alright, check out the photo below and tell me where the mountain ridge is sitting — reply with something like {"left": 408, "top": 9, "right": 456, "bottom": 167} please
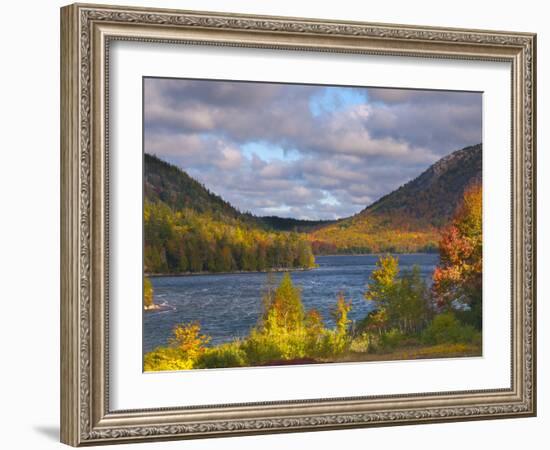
{"left": 361, "top": 143, "right": 482, "bottom": 228}
{"left": 144, "top": 153, "right": 249, "bottom": 222}
{"left": 144, "top": 153, "right": 337, "bottom": 231}
{"left": 309, "top": 144, "right": 481, "bottom": 253}
{"left": 144, "top": 143, "right": 481, "bottom": 255}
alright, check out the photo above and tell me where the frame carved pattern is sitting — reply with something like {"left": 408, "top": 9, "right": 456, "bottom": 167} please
{"left": 60, "top": 3, "right": 536, "bottom": 446}
{"left": 78, "top": 9, "right": 92, "bottom": 439}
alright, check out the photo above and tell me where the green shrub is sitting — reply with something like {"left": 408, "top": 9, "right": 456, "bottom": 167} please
{"left": 398, "top": 335, "right": 420, "bottom": 347}
{"left": 144, "top": 321, "right": 211, "bottom": 371}
{"left": 143, "top": 347, "right": 194, "bottom": 371}
{"left": 363, "top": 257, "right": 432, "bottom": 336}
{"left": 379, "top": 328, "right": 405, "bottom": 351}
{"left": 241, "top": 329, "right": 306, "bottom": 364}
{"left": 366, "top": 333, "right": 382, "bottom": 353}
{"left": 196, "top": 342, "right": 248, "bottom": 369}
{"left": 241, "top": 324, "right": 353, "bottom": 365}
{"left": 241, "top": 274, "right": 353, "bottom": 365}
{"left": 422, "top": 313, "right": 480, "bottom": 345}
{"left": 320, "top": 329, "right": 351, "bottom": 356}
{"left": 349, "top": 332, "right": 371, "bottom": 353}
{"left": 316, "top": 293, "right": 352, "bottom": 357}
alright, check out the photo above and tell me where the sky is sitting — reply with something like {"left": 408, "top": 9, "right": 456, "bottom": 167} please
{"left": 144, "top": 78, "right": 482, "bottom": 220}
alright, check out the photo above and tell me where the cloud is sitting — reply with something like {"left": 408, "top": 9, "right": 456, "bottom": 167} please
{"left": 363, "top": 87, "right": 482, "bottom": 152}
{"left": 144, "top": 78, "right": 482, "bottom": 219}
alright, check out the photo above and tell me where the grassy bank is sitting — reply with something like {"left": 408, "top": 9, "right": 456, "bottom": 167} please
{"left": 144, "top": 320, "right": 482, "bottom": 372}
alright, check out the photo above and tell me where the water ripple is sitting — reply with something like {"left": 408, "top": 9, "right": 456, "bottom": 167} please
{"left": 143, "top": 254, "right": 438, "bottom": 352}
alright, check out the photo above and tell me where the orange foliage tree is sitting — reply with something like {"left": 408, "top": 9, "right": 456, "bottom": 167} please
{"left": 169, "top": 322, "right": 211, "bottom": 361}
{"left": 432, "top": 183, "right": 482, "bottom": 328}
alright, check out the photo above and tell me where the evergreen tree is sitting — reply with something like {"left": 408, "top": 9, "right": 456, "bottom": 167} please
{"left": 262, "top": 273, "right": 305, "bottom": 333}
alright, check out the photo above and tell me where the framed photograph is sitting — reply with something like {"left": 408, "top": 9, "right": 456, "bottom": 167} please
{"left": 60, "top": 3, "right": 536, "bottom": 446}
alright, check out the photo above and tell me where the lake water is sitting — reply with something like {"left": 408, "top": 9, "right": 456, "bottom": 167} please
{"left": 143, "top": 253, "right": 439, "bottom": 353}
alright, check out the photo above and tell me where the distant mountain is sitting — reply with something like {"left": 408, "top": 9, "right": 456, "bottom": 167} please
{"left": 145, "top": 153, "right": 336, "bottom": 232}
{"left": 145, "top": 153, "right": 254, "bottom": 223}
{"left": 309, "top": 144, "right": 482, "bottom": 253}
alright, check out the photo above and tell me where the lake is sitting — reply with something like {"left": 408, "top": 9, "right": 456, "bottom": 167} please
{"left": 143, "top": 253, "right": 439, "bottom": 353}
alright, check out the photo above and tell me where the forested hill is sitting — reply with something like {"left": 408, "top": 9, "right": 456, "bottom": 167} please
{"left": 145, "top": 153, "right": 335, "bottom": 232}
{"left": 362, "top": 144, "right": 482, "bottom": 228}
{"left": 261, "top": 216, "right": 336, "bottom": 232}
{"left": 145, "top": 153, "right": 254, "bottom": 223}
{"left": 144, "top": 154, "right": 316, "bottom": 274}
{"left": 309, "top": 144, "right": 482, "bottom": 254}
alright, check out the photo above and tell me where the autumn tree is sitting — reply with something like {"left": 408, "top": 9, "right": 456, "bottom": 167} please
{"left": 297, "top": 239, "right": 316, "bottom": 268}
{"left": 305, "top": 309, "right": 325, "bottom": 339}
{"left": 143, "top": 277, "right": 154, "bottom": 309}
{"left": 432, "top": 183, "right": 482, "bottom": 328}
{"left": 363, "top": 255, "right": 431, "bottom": 334}
{"left": 363, "top": 255, "right": 399, "bottom": 333}
{"left": 396, "top": 266, "right": 432, "bottom": 333}
{"left": 332, "top": 293, "right": 352, "bottom": 335}
{"left": 220, "top": 245, "right": 234, "bottom": 272}
{"left": 261, "top": 272, "right": 305, "bottom": 333}
{"left": 169, "top": 322, "right": 211, "bottom": 361}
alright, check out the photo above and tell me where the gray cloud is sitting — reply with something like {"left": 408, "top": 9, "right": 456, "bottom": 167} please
{"left": 363, "top": 88, "right": 482, "bottom": 152}
{"left": 144, "top": 78, "right": 482, "bottom": 220}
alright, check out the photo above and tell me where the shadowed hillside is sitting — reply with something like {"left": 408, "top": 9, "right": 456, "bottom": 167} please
{"left": 363, "top": 144, "right": 482, "bottom": 228}
{"left": 309, "top": 144, "right": 482, "bottom": 254}
{"left": 145, "top": 153, "right": 253, "bottom": 223}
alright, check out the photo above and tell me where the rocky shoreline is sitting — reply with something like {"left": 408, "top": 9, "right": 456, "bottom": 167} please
{"left": 144, "top": 303, "right": 173, "bottom": 312}
{"left": 144, "top": 303, "right": 161, "bottom": 311}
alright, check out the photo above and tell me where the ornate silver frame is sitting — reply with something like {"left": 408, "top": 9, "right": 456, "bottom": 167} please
{"left": 60, "top": 3, "right": 536, "bottom": 446}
